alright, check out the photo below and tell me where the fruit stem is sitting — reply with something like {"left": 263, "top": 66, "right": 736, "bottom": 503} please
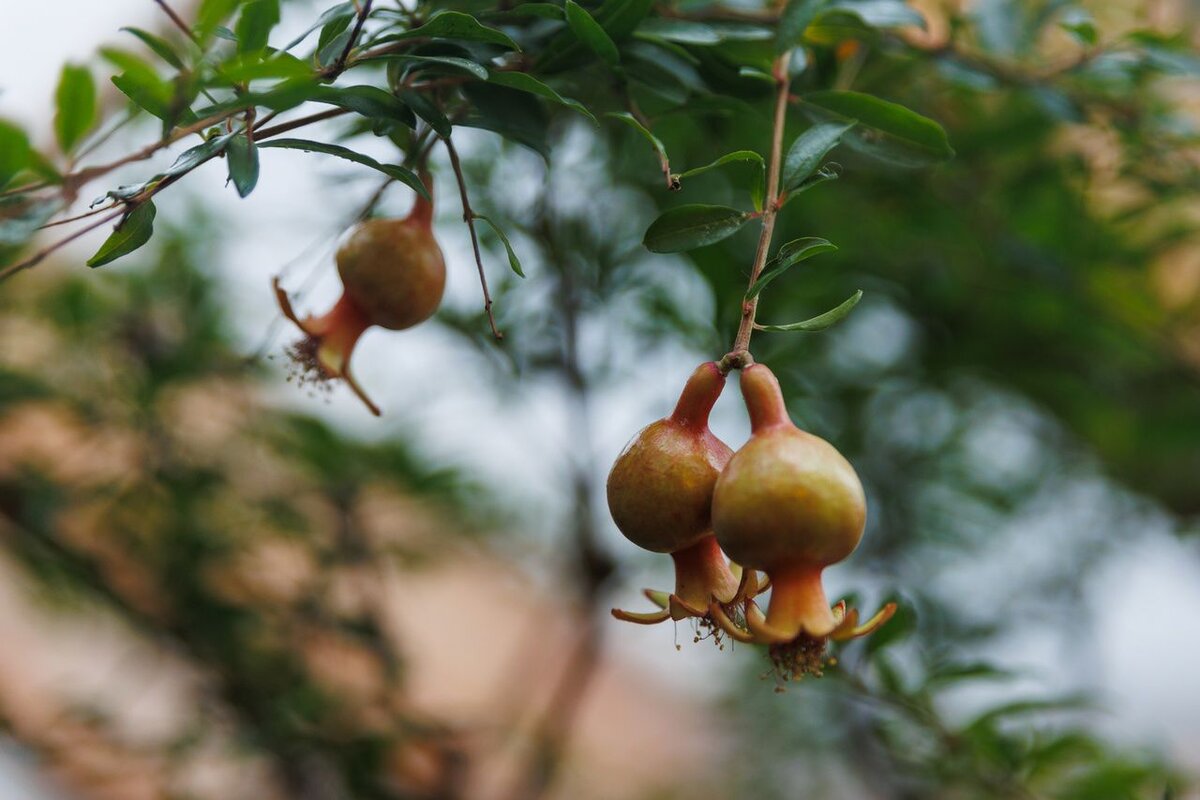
{"left": 722, "top": 50, "right": 792, "bottom": 372}
{"left": 672, "top": 536, "right": 739, "bottom": 608}
{"left": 669, "top": 362, "right": 726, "bottom": 430}
{"left": 764, "top": 562, "right": 837, "bottom": 638}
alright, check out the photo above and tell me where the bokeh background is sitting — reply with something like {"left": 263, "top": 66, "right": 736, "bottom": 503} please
{"left": 1, "top": 1, "right": 1199, "bottom": 798}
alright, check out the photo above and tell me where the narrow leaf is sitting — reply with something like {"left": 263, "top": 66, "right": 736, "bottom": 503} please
{"left": 0, "top": 122, "right": 32, "bottom": 190}
{"left": 400, "top": 90, "right": 451, "bottom": 138}
{"left": 311, "top": 85, "right": 415, "bottom": 126}
{"left": 566, "top": 0, "right": 621, "bottom": 66}
{"left": 120, "top": 27, "right": 184, "bottom": 69}
{"left": 375, "top": 55, "right": 490, "bottom": 81}
{"left": 236, "top": 0, "right": 281, "bottom": 53}
{"left": 226, "top": 134, "right": 259, "bottom": 197}
{"left": 744, "top": 237, "right": 836, "bottom": 300}
{"left": 384, "top": 11, "right": 520, "bottom": 51}
{"left": 55, "top": 65, "right": 98, "bottom": 154}
{"left": 87, "top": 201, "right": 156, "bottom": 267}
{"left": 607, "top": 111, "right": 668, "bottom": 166}
{"left": 257, "top": 138, "right": 430, "bottom": 200}
{"left": 802, "top": 90, "right": 954, "bottom": 167}
{"left": 756, "top": 289, "right": 863, "bottom": 332}
{"left": 781, "top": 120, "right": 854, "bottom": 191}
{"left": 677, "top": 149, "right": 764, "bottom": 183}
{"left": 474, "top": 214, "right": 525, "bottom": 277}
{"left": 284, "top": 2, "right": 354, "bottom": 50}
{"left": 643, "top": 204, "right": 751, "bottom": 253}
{"left": 487, "top": 72, "right": 596, "bottom": 123}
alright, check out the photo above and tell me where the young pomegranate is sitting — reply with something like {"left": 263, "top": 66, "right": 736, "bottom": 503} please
{"left": 710, "top": 363, "right": 895, "bottom": 679}
{"left": 607, "top": 362, "right": 743, "bottom": 626}
{"left": 274, "top": 178, "right": 445, "bottom": 415}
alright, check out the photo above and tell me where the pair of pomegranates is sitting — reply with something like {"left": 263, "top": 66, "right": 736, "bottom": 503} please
{"left": 607, "top": 361, "right": 895, "bottom": 679}
{"left": 274, "top": 176, "right": 445, "bottom": 416}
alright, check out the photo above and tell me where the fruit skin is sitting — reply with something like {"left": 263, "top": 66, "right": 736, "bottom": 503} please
{"left": 712, "top": 363, "right": 866, "bottom": 573}
{"left": 336, "top": 193, "right": 445, "bottom": 331}
{"left": 607, "top": 362, "right": 733, "bottom": 555}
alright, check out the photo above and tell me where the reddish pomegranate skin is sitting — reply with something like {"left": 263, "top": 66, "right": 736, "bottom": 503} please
{"left": 607, "top": 362, "right": 733, "bottom": 555}
{"left": 712, "top": 364, "right": 866, "bottom": 572}
{"left": 336, "top": 192, "right": 445, "bottom": 331}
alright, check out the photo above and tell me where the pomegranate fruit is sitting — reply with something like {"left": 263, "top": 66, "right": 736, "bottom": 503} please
{"left": 709, "top": 363, "right": 894, "bottom": 678}
{"left": 607, "top": 362, "right": 741, "bottom": 624}
{"left": 274, "top": 178, "right": 445, "bottom": 415}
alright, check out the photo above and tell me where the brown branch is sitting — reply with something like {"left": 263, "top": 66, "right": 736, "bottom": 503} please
{"left": 152, "top": 0, "right": 201, "bottom": 45}
{"left": 330, "top": 0, "right": 374, "bottom": 76}
{"left": 253, "top": 107, "right": 350, "bottom": 139}
{"left": 443, "top": 136, "right": 503, "bottom": 340}
{"left": 38, "top": 201, "right": 120, "bottom": 229}
{"left": 720, "top": 50, "right": 792, "bottom": 372}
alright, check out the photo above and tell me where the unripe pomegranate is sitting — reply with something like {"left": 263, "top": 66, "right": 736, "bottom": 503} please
{"left": 274, "top": 179, "right": 445, "bottom": 416}
{"left": 710, "top": 363, "right": 894, "bottom": 679}
{"left": 608, "top": 362, "right": 740, "bottom": 624}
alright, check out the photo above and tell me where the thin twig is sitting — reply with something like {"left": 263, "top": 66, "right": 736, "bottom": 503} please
{"left": 153, "top": 0, "right": 201, "bottom": 45}
{"left": 443, "top": 136, "right": 503, "bottom": 340}
{"left": 253, "top": 107, "right": 350, "bottom": 139}
{"left": 331, "top": 0, "right": 374, "bottom": 76}
{"left": 39, "top": 202, "right": 120, "bottom": 229}
{"left": 720, "top": 50, "right": 792, "bottom": 372}
{"left": 0, "top": 208, "right": 125, "bottom": 282}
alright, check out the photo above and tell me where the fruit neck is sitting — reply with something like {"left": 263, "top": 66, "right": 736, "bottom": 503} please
{"left": 764, "top": 562, "right": 837, "bottom": 639}
{"left": 671, "top": 536, "right": 739, "bottom": 608}
{"left": 406, "top": 171, "right": 435, "bottom": 230}
{"left": 669, "top": 362, "right": 726, "bottom": 430}
{"left": 311, "top": 293, "right": 372, "bottom": 377}
{"left": 740, "top": 363, "right": 792, "bottom": 431}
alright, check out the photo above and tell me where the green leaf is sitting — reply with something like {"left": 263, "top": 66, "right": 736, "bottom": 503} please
{"left": 636, "top": 19, "right": 724, "bottom": 45}
{"left": 400, "top": 90, "right": 452, "bottom": 138}
{"left": 778, "top": 0, "right": 829, "bottom": 52}
{"left": 311, "top": 85, "right": 415, "bottom": 127}
{"left": 0, "top": 121, "right": 32, "bottom": 190}
{"left": 317, "top": 28, "right": 354, "bottom": 68}
{"left": 1059, "top": 8, "right": 1097, "bottom": 47}
{"left": 643, "top": 204, "right": 751, "bottom": 253}
{"left": 120, "top": 27, "right": 184, "bottom": 70}
{"left": 226, "top": 134, "right": 259, "bottom": 197}
{"left": 537, "top": 0, "right": 653, "bottom": 71}
{"left": 756, "top": 289, "right": 862, "bottom": 332}
{"left": 163, "top": 133, "right": 233, "bottom": 178}
{"left": 483, "top": 3, "right": 564, "bottom": 20}
{"left": 474, "top": 214, "right": 525, "bottom": 277}
{"left": 801, "top": 91, "right": 953, "bottom": 167}
{"left": 0, "top": 196, "right": 63, "bottom": 247}
{"left": 460, "top": 84, "right": 550, "bottom": 158}
{"left": 377, "top": 55, "right": 490, "bottom": 81}
{"left": 607, "top": 111, "right": 668, "bottom": 168}
{"left": 487, "top": 72, "right": 596, "bottom": 123}
{"left": 830, "top": 0, "right": 925, "bottom": 29}
{"left": 54, "top": 65, "right": 97, "bottom": 154}
{"left": 284, "top": 2, "right": 354, "bottom": 50}
{"left": 744, "top": 237, "right": 837, "bottom": 300}
{"left": 236, "top": 0, "right": 281, "bottom": 53}
{"left": 111, "top": 65, "right": 173, "bottom": 121}
{"left": 786, "top": 161, "right": 841, "bottom": 199}
{"left": 87, "top": 201, "right": 156, "bottom": 268}
{"left": 678, "top": 150, "right": 765, "bottom": 180}
{"left": 196, "top": 0, "right": 241, "bottom": 44}
{"left": 384, "top": 11, "right": 520, "bottom": 51}
{"left": 258, "top": 138, "right": 430, "bottom": 200}
{"left": 781, "top": 120, "right": 855, "bottom": 191}
{"left": 565, "top": 1, "right": 621, "bottom": 66}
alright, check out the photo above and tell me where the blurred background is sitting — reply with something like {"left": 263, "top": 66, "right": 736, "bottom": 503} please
{"left": 1, "top": 1, "right": 1199, "bottom": 798}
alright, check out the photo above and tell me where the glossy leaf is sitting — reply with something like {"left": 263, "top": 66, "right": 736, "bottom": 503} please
{"left": 54, "top": 65, "right": 96, "bottom": 155}
{"left": 400, "top": 90, "right": 452, "bottom": 138}
{"left": 566, "top": 1, "right": 621, "bottom": 66}
{"left": 226, "top": 134, "right": 259, "bottom": 198}
{"left": 756, "top": 289, "right": 863, "bottom": 331}
{"left": 311, "top": 85, "right": 415, "bottom": 127}
{"left": 608, "top": 111, "right": 668, "bottom": 168}
{"left": 486, "top": 72, "right": 596, "bottom": 123}
{"left": 284, "top": 2, "right": 354, "bottom": 50}
{"left": 643, "top": 204, "right": 751, "bottom": 253}
{"left": 744, "top": 237, "right": 837, "bottom": 300}
{"left": 384, "top": 11, "right": 520, "bottom": 51}
{"left": 111, "top": 69, "right": 172, "bottom": 121}
{"left": 802, "top": 90, "right": 954, "bottom": 167}
{"left": 474, "top": 214, "right": 525, "bottom": 278}
{"left": 196, "top": 0, "right": 241, "bottom": 44}
{"left": 258, "top": 138, "right": 430, "bottom": 200}
{"left": 376, "top": 55, "right": 490, "bottom": 81}
{"left": 87, "top": 201, "right": 156, "bottom": 268}
{"left": 829, "top": 0, "right": 925, "bottom": 29}
{"left": 781, "top": 120, "right": 855, "bottom": 191}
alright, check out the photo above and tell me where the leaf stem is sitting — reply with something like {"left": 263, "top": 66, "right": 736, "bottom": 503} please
{"left": 721, "top": 50, "right": 791, "bottom": 372}
{"left": 443, "top": 136, "right": 503, "bottom": 340}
